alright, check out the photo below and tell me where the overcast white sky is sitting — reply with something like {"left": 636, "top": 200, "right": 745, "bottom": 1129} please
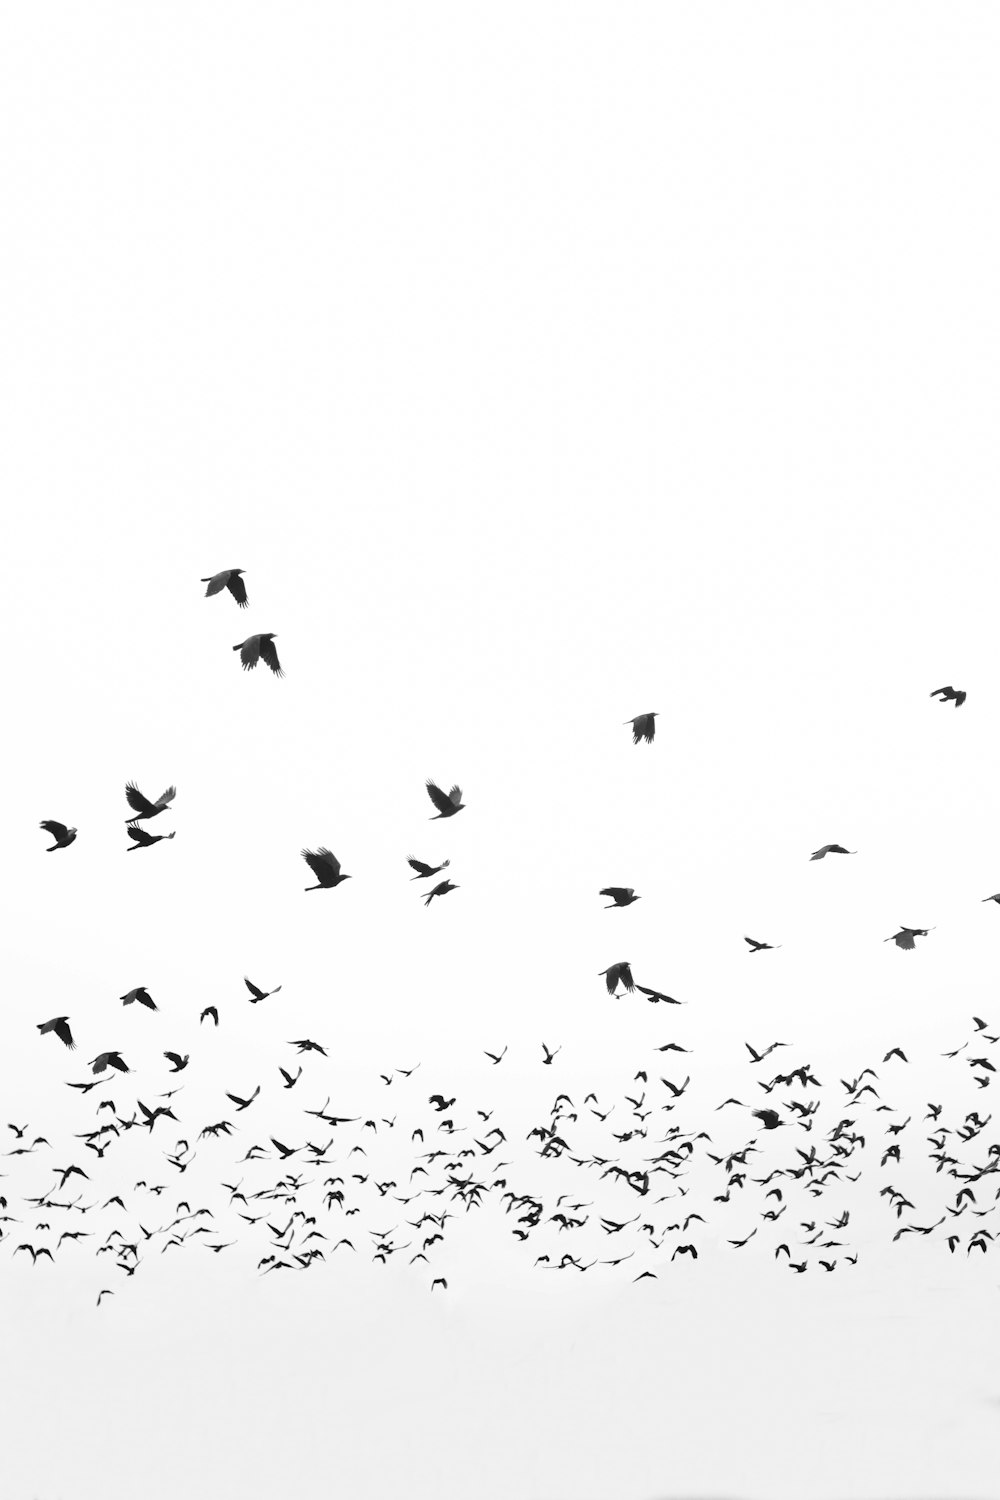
{"left": 3, "top": 3, "right": 1000, "bottom": 1498}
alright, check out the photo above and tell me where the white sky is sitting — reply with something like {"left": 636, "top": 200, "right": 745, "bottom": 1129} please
{"left": 3, "top": 3, "right": 1000, "bottom": 1498}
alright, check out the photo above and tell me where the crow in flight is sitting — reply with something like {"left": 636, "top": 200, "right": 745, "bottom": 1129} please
{"left": 90, "top": 1052, "right": 130, "bottom": 1075}
{"left": 39, "top": 820, "right": 77, "bottom": 851}
{"left": 234, "top": 634, "right": 282, "bottom": 676}
{"left": 625, "top": 713, "right": 657, "bottom": 745}
{"left": 407, "top": 857, "right": 451, "bottom": 880}
{"left": 600, "top": 887, "right": 640, "bottom": 908}
{"left": 884, "top": 926, "right": 933, "bottom": 950}
{"left": 752, "top": 1108, "right": 785, "bottom": 1131}
{"left": 244, "top": 976, "right": 282, "bottom": 1003}
{"left": 635, "top": 984, "right": 682, "bottom": 1005}
{"left": 745, "top": 936, "right": 780, "bottom": 953}
{"left": 301, "top": 848, "right": 351, "bottom": 891}
{"left": 931, "top": 685, "right": 966, "bottom": 707}
{"left": 810, "top": 845, "right": 855, "bottom": 860}
{"left": 127, "top": 825, "right": 175, "bottom": 851}
{"left": 541, "top": 1043, "right": 561, "bottom": 1065}
{"left": 121, "top": 988, "right": 158, "bottom": 1011}
{"left": 423, "top": 880, "right": 459, "bottom": 906}
{"left": 125, "top": 782, "right": 176, "bottom": 823}
{"left": 983, "top": 894, "right": 1000, "bottom": 905}
{"left": 163, "top": 1052, "right": 189, "bottom": 1072}
{"left": 201, "top": 568, "right": 247, "bottom": 607}
{"left": 200, "top": 1006, "right": 219, "bottom": 1027}
{"left": 426, "top": 781, "right": 465, "bottom": 819}
{"left": 37, "top": 1016, "right": 75, "bottom": 1049}
{"left": 600, "top": 962, "right": 635, "bottom": 994}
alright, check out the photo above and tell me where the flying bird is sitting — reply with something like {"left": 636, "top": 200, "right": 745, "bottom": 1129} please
{"left": 407, "top": 857, "right": 451, "bottom": 880}
{"left": 234, "top": 634, "right": 283, "bottom": 676}
{"left": 600, "top": 888, "right": 640, "bottom": 908}
{"left": 301, "top": 848, "right": 351, "bottom": 891}
{"left": 121, "top": 988, "right": 158, "bottom": 1011}
{"left": 884, "top": 926, "right": 933, "bottom": 950}
{"left": 201, "top": 568, "right": 248, "bottom": 607}
{"left": 541, "top": 1043, "right": 561, "bottom": 1065}
{"left": 163, "top": 1052, "right": 189, "bottom": 1072}
{"left": 423, "top": 880, "right": 459, "bottom": 906}
{"left": 200, "top": 1006, "right": 219, "bottom": 1027}
{"left": 810, "top": 845, "right": 855, "bottom": 860}
{"left": 244, "top": 976, "right": 282, "bottom": 1003}
{"left": 90, "top": 1052, "right": 130, "bottom": 1075}
{"left": 39, "top": 820, "right": 77, "bottom": 851}
{"left": 625, "top": 713, "right": 657, "bottom": 745}
{"left": 745, "top": 937, "right": 780, "bottom": 953}
{"left": 37, "top": 1016, "right": 75, "bottom": 1050}
{"left": 426, "top": 781, "right": 465, "bottom": 819}
{"left": 125, "top": 782, "right": 176, "bottom": 823}
{"left": 600, "top": 962, "right": 635, "bottom": 994}
{"left": 931, "top": 685, "right": 966, "bottom": 707}
{"left": 751, "top": 1108, "right": 785, "bottom": 1131}
{"left": 127, "top": 826, "right": 175, "bottom": 851}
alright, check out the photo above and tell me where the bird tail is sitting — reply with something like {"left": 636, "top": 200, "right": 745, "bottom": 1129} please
{"left": 166, "top": 832, "right": 176, "bottom": 840}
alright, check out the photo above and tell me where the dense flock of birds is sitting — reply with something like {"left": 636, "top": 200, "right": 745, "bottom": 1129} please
{"left": 14, "top": 570, "right": 993, "bottom": 1302}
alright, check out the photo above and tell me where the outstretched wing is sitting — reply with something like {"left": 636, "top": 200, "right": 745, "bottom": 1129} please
{"left": 226, "top": 573, "right": 248, "bottom": 607}
{"left": 448, "top": 785, "right": 463, "bottom": 807}
{"left": 239, "top": 637, "right": 262, "bottom": 670}
{"left": 407, "top": 857, "right": 433, "bottom": 877}
{"left": 125, "top": 782, "right": 157, "bottom": 818}
{"left": 244, "top": 977, "right": 265, "bottom": 1000}
{"left": 154, "top": 786, "right": 176, "bottom": 810}
{"left": 203, "top": 572, "right": 227, "bottom": 597}
{"left": 127, "top": 825, "right": 153, "bottom": 845}
{"left": 426, "top": 781, "right": 452, "bottom": 815}
{"left": 40, "top": 820, "right": 69, "bottom": 840}
{"left": 302, "top": 847, "right": 341, "bottom": 882}
{"left": 54, "top": 1018, "right": 75, "bottom": 1049}
{"left": 164, "top": 1052, "right": 183, "bottom": 1067}
{"left": 259, "top": 638, "right": 283, "bottom": 677}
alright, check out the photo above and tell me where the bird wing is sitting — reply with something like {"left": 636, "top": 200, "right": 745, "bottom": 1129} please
{"left": 203, "top": 572, "right": 227, "bottom": 596}
{"left": 54, "top": 1020, "right": 75, "bottom": 1049}
{"left": 259, "top": 637, "right": 283, "bottom": 676}
{"left": 164, "top": 1053, "right": 182, "bottom": 1066}
{"left": 127, "top": 824, "right": 152, "bottom": 844}
{"left": 226, "top": 573, "right": 248, "bottom": 607}
{"left": 40, "top": 820, "right": 69, "bottom": 840}
{"left": 244, "top": 977, "right": 265, "bottom": 999}
{"left": 125, "top": 782, "right": 157, "bottom": 817}
{"left": 407, "top": 858, "right": 433, "bottom": 877}
{"left": 425, "top": 781, "right": 453, "bottom": 815}
{"left": 448, "top": 785, "right": 463, "bottom": 806}
{"left": 154, "top": 786, "right": 176, "bottom": 809}
{"left": 239, "top": 637, "right": 261, "bottom": 669}
{"left": 303, "top": 847, "right": 341, "bottom": 882}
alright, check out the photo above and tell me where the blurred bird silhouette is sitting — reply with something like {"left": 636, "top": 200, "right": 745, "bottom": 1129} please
{"left": 423, "top": 880, "right": 459, "bottom": 906}
{"left": 931, "top": 685, "right": 966, "bottom": 707}
{"left": 407, "top": 856, "right": 451, "bottom": 880}
{"left": 625, "top": 712, "right": 657, "bottom": 744}
{"left": 37, "top": 1016, "right": 74, "bottom": 1049}
{"left": 600, "top": 887, "right": 640, "bottom": 908}
{"left": 202, "top": 568, "right": 247, "bottom": 607}
{"left": 121, "top": 988, "right": 158, "bottom": 1011}
{"left": 125, "top": 782, "right": 176, "bottom": 823}
{"left": 600, "top": 962, "right": 635, "bottom": 994}
{"left": 810, "top": 845, "right": 855, "bottom": 860}
{"left": 302, "top": 849, "right": 351, "bottom": 891}
{"left": 426, "top": 781, "right": 464, "bottom": 819}
{"left": 127, "top": 826, "right": 175, "bottom": 851}
{"left": 745, "top": 936, "right": 780, "bottom": 953}
{"left": 885, "top": 926, "right": 933, "bottom": 950}
{"left": 234, "top": 634, "right": 282, "bottom": 676}
{"left": 245, "top": 977, "right": 282, "bottom": 1003}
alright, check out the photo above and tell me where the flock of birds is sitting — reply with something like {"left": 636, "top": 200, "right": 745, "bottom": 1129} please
{"left": 12, "top": 569, "right": 993, "bottom": 1303}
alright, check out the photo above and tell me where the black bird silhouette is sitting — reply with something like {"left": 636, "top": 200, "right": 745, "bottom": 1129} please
{"left": 884, "top": 926, "right": 933, "bottom": 950}
{"left": 983, "top": 894, "right": 1000, "bottom": 905}
{"left": 202, "top": 568, "right": 247, "bottom": 607}
{"left": 125, "top": 782, "right": 176, "bottom": 823}
{"left": 625, "top": 713, "right": 657, "bottom": 745}
{"left": 244, "top": 976, "right": 282, "bottom": 1003}
{"left": 200, "top": 1006, "right": 219, "bottom": 1026}
{"left": 39, "top": 820, "right": 77, "bottom": 851}
{"left": 121, "top": 987, "right": 157, "bottom": 1011}
{"left": 484, "top": 1046, "right": 507, "bottom": 1065}
{"left": 426, "top": 781, "right": 465, "bottom": 819}
{"left": 541, "top": 1043, "right": 561, "bottom": 1065}
{"left": 407, "top": 857, "right": 451, "bottom": 880}
{"left": 163, "top": 1052, "right": 189, "bottom": 1072}
{"left": 424, "top": 880, "right": 459, "bottom": 906}
{"left": 301, "top": 848, "right": 351, "bottom": 891}
{"left": 810, "top": 845, "right": 855, "bottom": 860}
{"left": 600, "top": 888, "right": 640, "bottom": 908}
{"left": 752, "top": 1108, "right": 785, "bottom": 1131}
{"left": 428, "top": 1095, "right": 455, "bottom": 1112}
{"left": 931, "top": 685, "right": 966, "bottom": 707}
{"left": 600, "top": 962, "right": 635, "bottom": 994}
{"left": 127, "top": 825, "right": 175, "bottom": 851}
{"left": 225, "top": 1086, "right": 260, "bottom": 1111}
{"left": 745, "top": 936, "right": 780, "bottom": 953}
{"left": 290, "top": 1039, "right": 328, "bottom": 1056}
{"left": 90, "top": 1052, "right": 130, "bottom": 1075}
{"left": 234, "top": 634, "right": 282, "bottom": 676}
{"left": 37, "top": 1016, "right": 75, "bottom": 1049}
{"left": 635, "top": 984, "right": 681, "bottom": 1005}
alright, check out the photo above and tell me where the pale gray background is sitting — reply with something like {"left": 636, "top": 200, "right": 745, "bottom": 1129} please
{"left": 2, "top": 3, "right": 1000, "bottom": 1498}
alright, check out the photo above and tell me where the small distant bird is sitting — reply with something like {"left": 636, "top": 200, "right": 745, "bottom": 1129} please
{"left": 407, "top": 857, "right": 451, "bottom": 880}
{"left": 810, "top": 845, "right": 855, "bottom": 860}
{"left": 39, "top": 820, "right": 77, "bottom": 851}
{"left": 201, "top": 568, "right": 248, "bottom": 607}
{"left": 301, "top": 848, "right": 351, "bottom": 891}
{"left": 96, "top": 1289, "right": 114, "bottom": 1307}
{"left": 484, "top": 1046, "right": 507, "bottom": 1065}
{"left": 225, "top": 1086, "right": 260, "bottom": 1111}
{"left": 625, "top": 713, "right": 657, "bottom": 745}
{"left": 600, "top": 888, "right": 640, "bottom": 908}
{"left": 163, "top": 1052, "right": 189, "bottom": 1072}
{"left": 234, "top": 634, "right": 282, "bottom": 676}
{"left": 752, "top": 1108, "right": 785, "bottom": 1131}
{"left": 635, "top": 984, "right": 681, "bottom": 1005}
{"left": 745, "top": 936, "right": 780, "bottom": 953}
{"left": 121, "top": 988, "right": 158, "bottom": 1011}
{"left": 426, "top": 781, "right": 464, "bottom": 819}
{"left": 428, "top": 1095, "right": 455, "bottom": 1112}
{"left": 884, "top": 926, "right": 933, "bottom": 951}
{"left": 931, "top": 685, "right": 966, "bottom": 707}
{"left": 541, "top": 1043, "right": 561, "bottom": 1065}
{"left": 37, "top": 1016, "right": 75, "bottom": 1049}
{"left": 125, "top": 782, "right": 176, "bottom": 823}
{"left": 127, "top": 826, "right": 175, "bottom": 851}
{"left": 90, "top": 1052, "right": 130, "bottom": 1075}
{"left": 883, "top": 1047, "right": 908, "bottom": 1063}
{"left": 600, "top": 962, "right": 635, "bottom": 994}
{"left": 423, "top": 880, "right": 459, "bottom": 906}
{"left": 200, "top": 1006, "right": 219, "bottom": 1027}
{"left": 244, "top": 977, "right": 282, "bottom": 1003}
{"left": 290, "top": 1039, "right": 328, "bottom": 1056}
